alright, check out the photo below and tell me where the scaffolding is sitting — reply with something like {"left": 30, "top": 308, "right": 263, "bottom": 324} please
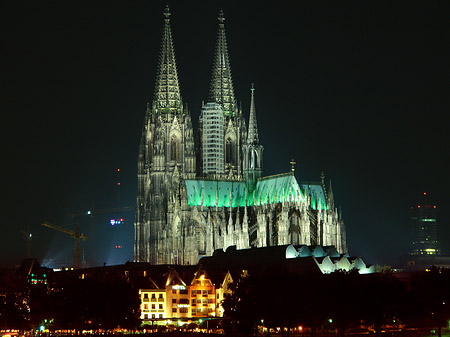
{"left": 202, "top": 102, "right": 224, "bottom": 175}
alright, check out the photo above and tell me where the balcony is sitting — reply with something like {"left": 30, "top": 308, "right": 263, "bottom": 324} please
{"left": 158, "top": 298, "right": 164, "bottom": 302}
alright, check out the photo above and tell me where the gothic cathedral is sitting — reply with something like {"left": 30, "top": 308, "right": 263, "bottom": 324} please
{"left": 134, "top": 6, "right": 347, "bottom": 265}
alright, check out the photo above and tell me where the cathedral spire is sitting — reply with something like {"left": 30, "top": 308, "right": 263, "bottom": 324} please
{"left": 247, "top": 84, "right": 259, "bottom": 145}
{"left": 154, "top": 4, "right": 182, "bottom": 114}
{"left": 209, "top": 9, "right": 237, "bottom": 117}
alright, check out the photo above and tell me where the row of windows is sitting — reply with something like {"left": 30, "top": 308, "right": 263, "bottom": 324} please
{"left": 191, "top": 298, "right": 214, "bottom": 304}
{"left": 144, "top": 304, "right": 164, "bottom": 310}
{"left": 191, "top": 289, "right": 214, "bottom": 296}
{"left": 144, "top": 314, "right": 163, "bottom": 319}
{"left": 143, "top": 293, "right": 164, "bottom": 299}
{"left": 192, "top": 308, "right": 214, "bottom": 314}
{"left": 172, "top": 289, "right": 188, "bottom": 295}
{"left": 172, "top": 308, "right": 189, "bottom": 313}
{"left": 172, "top": 298, "right": 189, "bottom": 304}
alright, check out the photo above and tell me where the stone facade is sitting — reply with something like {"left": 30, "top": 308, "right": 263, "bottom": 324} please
{"left": 134, "top": 6, "right": 347, "bottom": 265}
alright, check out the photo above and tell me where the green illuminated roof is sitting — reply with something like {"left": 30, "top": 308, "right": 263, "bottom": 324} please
{"left": 301, "top": 183, "right": 327, "bottom": 211}
{"left": 185, "top": 180, "right": 247, "bottom": 207}
{"left": 252, "top": 173, "right": 304, "bottom": 206}
{"left": 185, "top": 173, "right": 305, "bottom": 208}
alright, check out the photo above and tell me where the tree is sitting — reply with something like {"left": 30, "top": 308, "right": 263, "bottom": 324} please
{"left": 358, "top": 272, "right": 407, "bottom": 336}
{"left": 47, "top": 273, "right": 141, "bottom": 331}
{"left": 409, "top": 268, "right": 450, "bottom": 337}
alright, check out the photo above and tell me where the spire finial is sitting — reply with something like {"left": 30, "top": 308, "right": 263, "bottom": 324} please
{"left": 164, "top": 4, "right": 171, "bottom": 21}
{"left": 290, "top": 159, "right": 296, "bottom": 174}
{"left": 251, "top": 83, "right": 255, "bottom": 94}
{"left": 218, "top": 9, "right": 225, "bottom": 23}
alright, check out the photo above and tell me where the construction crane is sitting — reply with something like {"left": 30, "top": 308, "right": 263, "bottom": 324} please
{"left": 42, "top": 222, "right": 87, "bottom": 269}
{"left": 69, "top": 205, "right": 133, "bottom": 266}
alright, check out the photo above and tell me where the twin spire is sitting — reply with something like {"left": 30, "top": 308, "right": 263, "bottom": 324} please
{"left": 153, "top": 6, "right": 258, "bottom": 146}
{"left": 209, "top": 9, "right": 237, "bottom": 117}
{"left": 153, "top": 5, "right": 182, "bottom": 114}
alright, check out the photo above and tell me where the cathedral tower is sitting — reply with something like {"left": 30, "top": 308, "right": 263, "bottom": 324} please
{"left": 243, "top": 85, "right": 263, "bottom": 194}
{"left": 134, "top": 5, "right": 195, "bottom": 264}
{"left": 201, "top": 10, "right": 246, "bottom": 179}
{"left": 134, "top": 6, "right": 348, "bottom": 265}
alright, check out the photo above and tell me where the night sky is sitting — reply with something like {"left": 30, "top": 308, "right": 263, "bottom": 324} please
{"left": 3, "top": 1, "right": 449, "bottom": 268}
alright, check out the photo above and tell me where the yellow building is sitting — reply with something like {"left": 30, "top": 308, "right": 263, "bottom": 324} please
{"left": 139, "top": 266, "right": 227, "bottom": 323}
{"left": 190, "top": 272, "right": 215, "bottom": 318}
{"left": 139, "top": 289, "right": 166, "bottom": 320}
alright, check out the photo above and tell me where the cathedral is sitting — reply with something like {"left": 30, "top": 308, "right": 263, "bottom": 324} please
{"left": 134, "top": 6, "right": 347, "bottom": 265}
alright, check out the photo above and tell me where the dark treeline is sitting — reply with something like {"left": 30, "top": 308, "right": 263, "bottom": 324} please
{"left": 0, "top": 271, "right": 140, "bottom": 331}
{"left": 222, "top": 267, "right": 450, "bottom": 337}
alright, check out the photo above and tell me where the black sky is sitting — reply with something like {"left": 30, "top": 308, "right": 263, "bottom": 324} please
{"left": 2, "top": 1, "right": 449, "bottom": 267}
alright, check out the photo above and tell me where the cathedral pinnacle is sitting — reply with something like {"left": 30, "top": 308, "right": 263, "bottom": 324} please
{"left": 153, "top": 4, "right": 182, "bottom": 115}
{"left": 247, "top": 84, "right": 259, "bottom": 145}
{"left": 164, "top": 4, "right": 171, "bottom": 21}
{"left": 290, "top": 159, "right": 296, "bottom": 174}
{"left": 209, "top": 9, "right": 237, "bottom": 117}
{"left": 218, "top": 9, "right": 225, "bottom": 24}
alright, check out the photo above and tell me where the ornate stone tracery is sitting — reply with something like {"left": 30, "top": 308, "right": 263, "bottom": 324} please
{"left": 134, "top": 6, "right": 347, "bottom": 265}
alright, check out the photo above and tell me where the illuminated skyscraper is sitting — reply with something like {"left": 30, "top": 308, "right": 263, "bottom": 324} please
{"left": 410, "top": 193, "right": 440, "bottom": 256}
{"left": 134, "top": 6, "right": 347, "bottom": 265}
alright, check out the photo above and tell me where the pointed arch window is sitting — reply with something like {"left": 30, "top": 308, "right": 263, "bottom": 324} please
{"left": 248, "top": 150, "right": 253, "bottom": 169}
{"left": 255, "top": 151, "right": 260, "bottom": 169}
{"left": 289, "top": 214, "right": 300, "bottom": 245}
{"left": 226, "top": 138, "right": 232, "bottom": 164}
{"left": 170, "top": 136, "right": 178, "bottom": 161}
{"left": 196, "top": 227, "right": 206, "bottom": 255}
